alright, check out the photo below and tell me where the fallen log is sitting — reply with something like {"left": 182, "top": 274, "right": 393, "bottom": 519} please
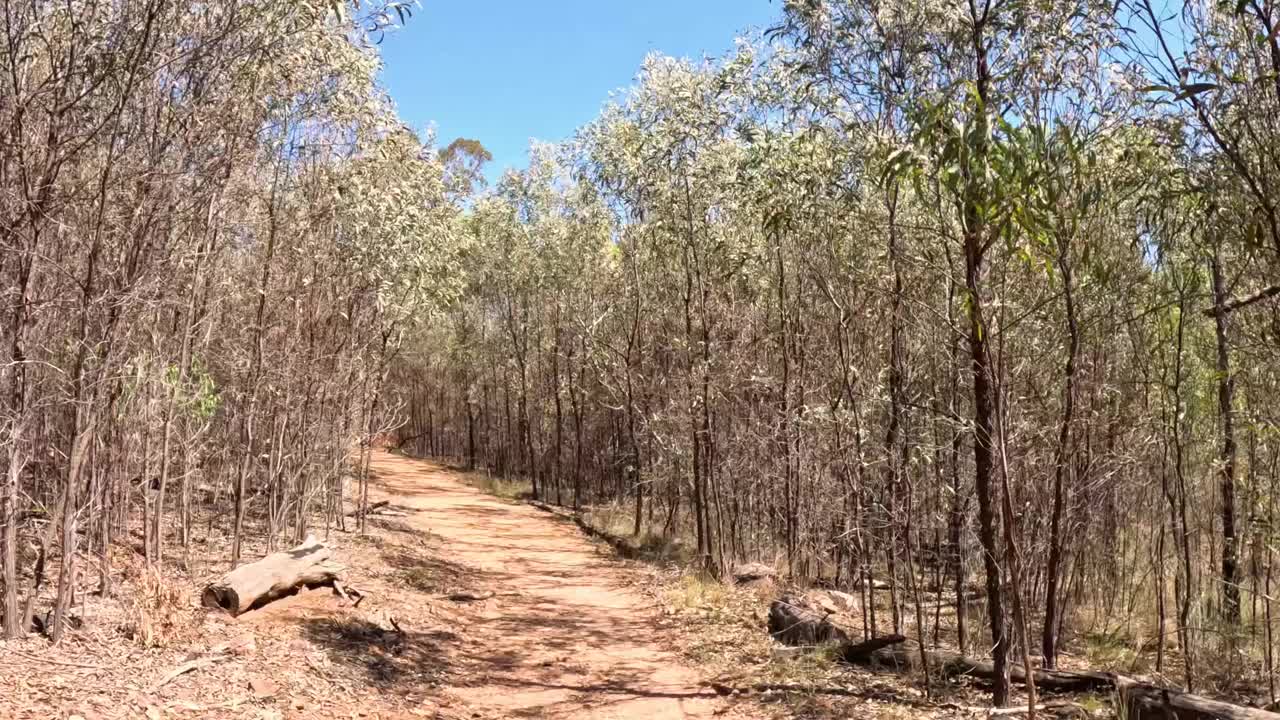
{"left": 348, "top": 500, "right": 390, "bottom": 516}
{"left": 868, "top": 638, "right": 1275, "bottom": 716}
{"left": 767, "top": 594, "right": 1111, "bottom": 694}
{"left": 708, "top": 680, "right": 946, "bottom": 710}
{"left": 865, "top": 639, "right": 1114, "bottom": 694}
{"left": 766, "top": 595, "right": 1275, "bottom": 717}
{"left": 201, "top": 536, "right": 343, "bottom": 615}
{"left": 1115, "top": 677, "right": 1280, "bottom": 720}
{"left": 839, "top": 634, "right": 909, "bottom": 663}
{"left": 768, "top": 594, "right": 851, "bottom": 646}
{"left": 764, "top": 593, "right": 1278, "bottom": 717}
{"left": 768, "top": 594, "right": 906, "bottom": 663}
{"left": 149, "top": 653, "right": 228, "bottom": 693}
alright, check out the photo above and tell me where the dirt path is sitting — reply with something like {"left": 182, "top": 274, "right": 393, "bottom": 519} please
{"left": 365, "top": 450, "right": 747, "bottom": 720}
{"left": 0, "top": 450, "right": 757, "bottom": 720}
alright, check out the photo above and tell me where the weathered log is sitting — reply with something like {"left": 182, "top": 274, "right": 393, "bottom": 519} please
{"left": 767, "top": 594, "right": 905, "bottom": 660}
{"left": 1115, "top": 677, "right": 1280, "bottom": 720}
{"left": 201, "top": 536, "right": 343, "bottom": 615}
{"left": 768, "top": 593, "right": 851, "bottom": 646}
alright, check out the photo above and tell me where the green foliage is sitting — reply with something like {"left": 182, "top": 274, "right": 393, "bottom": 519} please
{"left": 164, "top": 361, "right": 221, "bottom": 422}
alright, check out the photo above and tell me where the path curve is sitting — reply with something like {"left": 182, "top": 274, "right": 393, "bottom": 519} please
{"left": 367, "top": 450, "right": 744, "bottom": 720}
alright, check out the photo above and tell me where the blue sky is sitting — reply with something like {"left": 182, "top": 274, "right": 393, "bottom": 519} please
{"left": 378, "top": 1, "right": 779, "bottom": 184}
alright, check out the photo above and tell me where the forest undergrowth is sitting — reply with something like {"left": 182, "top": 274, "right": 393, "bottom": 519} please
{"left": 0, "top": 475, "right": 474, "bottom": 720}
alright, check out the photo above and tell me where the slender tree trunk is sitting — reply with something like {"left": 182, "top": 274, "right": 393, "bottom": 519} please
{"left": 962, "top": 28, "right": 1009, "bottom": 701}
{"left": 1210, "top": 248, "right": 1240, "bottom": 625}
{"left": 1043, "top": 234, "right": 1079, "bottom": 668}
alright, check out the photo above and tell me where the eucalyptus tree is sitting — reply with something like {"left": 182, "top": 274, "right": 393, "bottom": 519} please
{"left": 577, "top": 53, "right": 762, "bottom": 572}
{"left": 335, "top": 127, "right": 463, "bottom": 532}
{"left": 772, "top": 0, "right": 1116, "bottom": 702}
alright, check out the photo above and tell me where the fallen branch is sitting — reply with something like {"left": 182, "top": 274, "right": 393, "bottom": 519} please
{"left": 839, "top": 634, "right": 909, "bottom": 663}
{"left": 446, "top": 590, "right": 495, "bottom": 602}
{"left": 332, "top": 580, "right": 366, "bottom": 607}
{"left": 148, "top": 653, "right": 228, "bottom": 693}
{"left": 349, "top": 500, "right": 390, "bottom": 516}
{"left": 862, "top": 639, "right": 1114, "bottom": 694}
{"left": 986, "top": 701, "right": 1087, "bottom": 718}
{"left": 395, "top": 433, "right": 424, "bottom": 450}
{"left": 1203, "top": 284, "right": 1280, "bottom": 317}
{"left": 709, "top": 680, "right": 950, "bottom": 711}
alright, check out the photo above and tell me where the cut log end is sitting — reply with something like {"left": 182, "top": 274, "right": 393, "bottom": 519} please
{"left": 200, "top": 586, "right": 241, "bottom": 614}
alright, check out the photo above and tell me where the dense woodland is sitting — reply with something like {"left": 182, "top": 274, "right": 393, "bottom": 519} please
{"left": 6, "top": 0, "right": 1280, "bottom": 712}
{"left": 397, "top": 0, "right": 1280, "bottom": 707}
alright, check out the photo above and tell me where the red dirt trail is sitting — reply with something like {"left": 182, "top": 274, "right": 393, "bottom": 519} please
{"left": 362, "top": 450, "right": 749, "bottom": 720}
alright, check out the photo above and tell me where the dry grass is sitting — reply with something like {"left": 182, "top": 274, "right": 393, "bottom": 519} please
{"left": 117, "top": 562, "right": 201, "bottom": 649}
{"left": 455, "top": 466, "right": 533, "bottom": 500}
{"left": 581, "top": 502, "right": 694, "bottom": 564}
{"left": 662, "top": 573, "right": 841, "bottom": 684}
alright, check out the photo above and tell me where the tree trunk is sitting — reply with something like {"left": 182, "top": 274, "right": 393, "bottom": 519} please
{"left": 962, "top": 15, "right": 1009, "bottom": 704}
{"left": 1043, "top": 233, "right": 1079, "bottom": 668}
{"left": 1211, "top": 249, "right": 1241, "bottom": 625}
